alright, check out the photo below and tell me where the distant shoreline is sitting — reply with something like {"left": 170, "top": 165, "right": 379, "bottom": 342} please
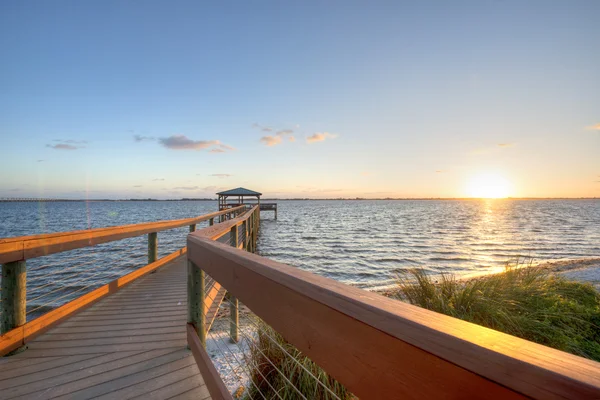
{"left": 0, "top": 197, "right": 598, "bottom": 203}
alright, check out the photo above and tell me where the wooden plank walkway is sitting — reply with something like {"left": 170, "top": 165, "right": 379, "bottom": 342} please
{"left": 0, "top": 256, "right": 211, "bottom": 400}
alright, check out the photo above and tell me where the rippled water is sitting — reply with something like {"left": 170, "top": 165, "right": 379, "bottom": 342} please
{"left": 1, "top": 200, "right": 599, "bottom": 312}
{"left": 258, "top": 199, "right": 600, "bottom": 289}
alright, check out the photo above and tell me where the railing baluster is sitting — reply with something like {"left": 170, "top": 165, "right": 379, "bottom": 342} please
{"left": 1, "top": 260, "right": 26, "bottom": 335}
{"left": 189, "top": 224, "right": 196, "bottom": 233}
{"left": 187, "top": 260, "right": 206, "bottom": 346}
{"left": 148, "top": 232, "right": 158, "bottom": 264}
{"left": 209, "top": 217, "right": 214, "bottom": 226}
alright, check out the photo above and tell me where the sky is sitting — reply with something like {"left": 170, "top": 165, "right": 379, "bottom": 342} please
{"left": 1, "top": 1, "right": 599, "bottom": 199}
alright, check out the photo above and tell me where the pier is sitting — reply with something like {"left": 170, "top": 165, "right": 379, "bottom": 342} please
{"left": 217, "top": 187, "right": 277, "bottom": 219}
{"left": 1, "top": 194, "right": 599, "bottom": 399}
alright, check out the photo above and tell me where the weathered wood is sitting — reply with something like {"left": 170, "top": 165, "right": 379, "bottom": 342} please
{"left": 187, "top": 260, "right": 205, "bottom": 346}
{"left": 228, "top": 227, "right": 239, "bottom": 343}
{"left": 0, "top": 258, "right": 208, "bottom": 399}
{"left": 187, "top": 323, "right": 233, "bottom": 400}
{"left": 204, "top": 284, "right": 226, "bottom": 333}
{"left": 1, "top": 261, "right": 26, "bottom": 335}
{"left": 229, "top": 296, "right": 238, "bottom": 343}
{"left": 0, "top": 249, "right": 186, "bottom": 356}
{"left": 0, "top": 205, "right": 244, "bottom": 264}
{"left": 187, "top": 236, "right": 600, "bottom": 400}
{"left": 230, "top": 225, "right": 238, "bottom": 248}
{"left": 148, "top": 232, "right": 158, "bottom": 264}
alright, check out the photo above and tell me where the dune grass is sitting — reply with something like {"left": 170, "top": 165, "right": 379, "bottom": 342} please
{"left": 240, "top": 264, "right": 599, "bottom": 398}
{"left": 394, "top": 265, "right": 600, "bottom": 361}
{"left": 242, "top": 319, "right": 352, "bottom": 400}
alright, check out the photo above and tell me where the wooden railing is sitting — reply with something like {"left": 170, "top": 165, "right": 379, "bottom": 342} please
{"left": 186, "top": 210, "right": 600, "bottom": 399}
{"left": 0, "top": 205, "right": 247, "bottom": 356}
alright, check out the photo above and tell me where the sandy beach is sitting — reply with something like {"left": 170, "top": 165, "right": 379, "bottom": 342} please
{"left": 537, "top": 257, "right": 600, "bottom": 290}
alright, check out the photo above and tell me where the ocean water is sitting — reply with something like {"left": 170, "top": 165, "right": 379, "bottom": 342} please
{"left": 259, "top": 199, "right": 600, "bottom": 289}
{"left": 1, "top": 199, "right": 599, "bottom": 317}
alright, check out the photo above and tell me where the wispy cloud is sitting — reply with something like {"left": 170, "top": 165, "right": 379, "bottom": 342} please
{"left": 585, "top": 123, "right": 600, "bottom": 130}
{"left": 301, "top": 188, "right": 344, "bottom": 193}
{"left": 152, "top": 178, "right": 165, "bottom": 181}
{"left": 255, "top": 123, "right": 297, "bottom": 146}
{"left": 497, "top": 143, "right": 515, "bottom": 147}
{"left": 209, "top": 174, "right": 232, "bottom": 178}
{"left": 173, "top": 186, "right": 200, "bottom": 190}
{"left": 260, "top": 136, "right": 283, "bottom": 147}
{"left": 133, "top": 185, "right": 143, "bottom": 188}
{"left": 361, "top": 172, "right": 372, "bottom": 177}
{"left": 158, "top": 135, "right": 232, "bottom": 152}
{"left": 219, "top": 144, "right": 236, "bottom": 151}
{"left": 37, "top": 159, "right": 45, "bottom": 162}
{"left": 133, "top": 134, "right": 155, "bottom": 142}
{"left": 47, "top": 139, "right": 87, "bottom": 150}
{"left": 53, "top": 139, "right": 87, "bottom": 144}
{"left": 435, "top": 170, "right": 445, "bottom": 173}
{"left": 47, "top": 144, "right": 79, "bottom": 150}
{"left": 306, "top": 132, "right": 337, "bottom": 144}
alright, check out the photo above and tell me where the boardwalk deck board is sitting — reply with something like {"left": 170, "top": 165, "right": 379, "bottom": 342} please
{"left": 0, "top": 256, "right": 211, "bottom": 400}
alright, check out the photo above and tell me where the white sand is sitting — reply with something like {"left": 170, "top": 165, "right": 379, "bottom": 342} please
{"left": 536, "top": 257, "right": 600, "bottom": 290}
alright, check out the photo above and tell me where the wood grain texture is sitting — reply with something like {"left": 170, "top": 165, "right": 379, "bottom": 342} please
{"left": 0, "top": 257, "right": 210, "bottom": 400}
{"left": 0, "top": 248, "right": 186, "bottom": 356}
{"left": 0, "top": 206, "right": 244, "bottom": 264}
{"left": 187, "top": 236, "right": 600, "bottom": 400}
{"left": 1, "top": 260, "right": 26, "bottom": 334}
{"left": 187, "top": 323, "right": 233, "bottom": 400}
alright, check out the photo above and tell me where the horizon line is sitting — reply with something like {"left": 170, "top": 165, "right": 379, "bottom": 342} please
{"left": 1, "top": 196, "right": 599, "bottom": 202}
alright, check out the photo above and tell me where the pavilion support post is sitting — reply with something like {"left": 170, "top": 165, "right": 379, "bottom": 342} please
{"left": 1, "top": 261, "right": 26, "bottom": 335}
{"left": 148, "top": 232, "right": 158, "bottom": 264}
{"left": 187, "top": 260, "right": 206, "bottom": 346}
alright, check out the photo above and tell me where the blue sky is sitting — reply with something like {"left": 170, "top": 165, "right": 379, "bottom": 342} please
{"left": 1, "top": 1, "right": 598, "bottom": 199}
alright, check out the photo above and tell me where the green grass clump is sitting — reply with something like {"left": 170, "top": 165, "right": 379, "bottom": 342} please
{"left": 394, "top": 265, "right": 600, "bottom": 361}
{"left": 243, "top": 319, "right": 352, "bottom": 400}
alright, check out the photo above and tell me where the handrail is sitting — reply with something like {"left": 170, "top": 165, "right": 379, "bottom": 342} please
{"left": 0, "top": 205, "right": 248, "bottom": 356}
{"left": 186, "top": 233, "right": 600, "bottom": 399}
{"left": 0, "top": 205, "right": 245, "bottom": 264}
{"left": 0, "top": 248, "right": 186, "bottom": 356}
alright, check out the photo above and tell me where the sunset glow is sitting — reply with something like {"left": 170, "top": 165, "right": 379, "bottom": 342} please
{"left": 466, "top": 173, "right": 512, "bottom": 199}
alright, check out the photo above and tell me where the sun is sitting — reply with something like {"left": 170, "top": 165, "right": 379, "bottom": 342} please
{"left": 466, "top": 172, "right": 511, "bottom": 198}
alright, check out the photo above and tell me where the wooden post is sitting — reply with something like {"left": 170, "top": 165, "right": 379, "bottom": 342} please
{"left": 230, "top": 225, "right": 238, "bottom": 248}
{"left": 187, "top": 260, "right": 206, "bottom": 346}
{"left": 148, "top": 232, "right": 158, "bottom": 264}
{"left": 230, "top": 296, "right": 239, "bottom": 343}
{"left": 1, "top": 261, "right": 26, "bottom": 334}
{"left": 209, "top": 217, "right": 214, "bottom": 226}
{"left": 243, "top": 220, "right": 248, "bottom": 251}
{"left": 229, "top": 224, "right": 239, "bottom": 342}
{"left": 189, "top": 224, "right": 196, "bottom": 233}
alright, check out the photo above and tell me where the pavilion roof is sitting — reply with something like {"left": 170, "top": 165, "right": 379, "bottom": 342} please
{"left": 216, "top": 187, "right": 262, "bottom": 196}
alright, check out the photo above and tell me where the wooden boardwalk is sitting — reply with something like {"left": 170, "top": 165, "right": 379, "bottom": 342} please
{"left": 0, "top": 256, "right": 211, "bottom": 400}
